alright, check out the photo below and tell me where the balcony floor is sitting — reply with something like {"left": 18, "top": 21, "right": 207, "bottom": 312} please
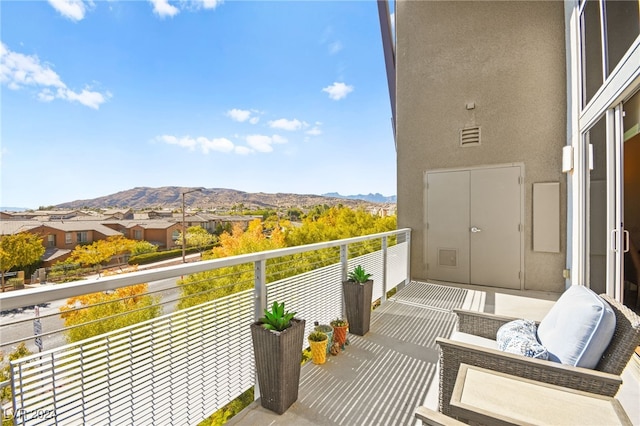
{"left": 228, "top": 281, "right": 640, "bottom": 425}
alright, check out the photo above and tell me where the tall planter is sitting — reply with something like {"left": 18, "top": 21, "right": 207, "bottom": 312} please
{"left": 250, "top": 318, "right": 306, "bottom": 414}
{"left": 342, "top": 279, "right": 373, "bottom": 336}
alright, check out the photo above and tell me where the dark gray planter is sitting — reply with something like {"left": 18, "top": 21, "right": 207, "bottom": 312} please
{"left": 342, "top": 280, "right": 373, "bottom": 336}
{"left": 250, "top": 318, "right": 305, "bottom": 414}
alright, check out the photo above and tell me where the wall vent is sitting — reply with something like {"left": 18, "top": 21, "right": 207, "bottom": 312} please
{"left": 460, "top": 126, "right": 481, "bottom": 147}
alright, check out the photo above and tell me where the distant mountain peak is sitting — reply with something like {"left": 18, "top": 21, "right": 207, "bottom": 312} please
{"left": 52, "top": 187, "right": 395, "bottom": 210}
{"left": 322, "top": 192, "right": 396, "bottom": 203}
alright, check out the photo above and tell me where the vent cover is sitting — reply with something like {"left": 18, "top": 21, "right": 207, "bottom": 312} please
{"left": 460, "top": 126, "right": 481, "bottom": 147}
{"left": 438, "top": 248, "right": 458, "bottom": 268}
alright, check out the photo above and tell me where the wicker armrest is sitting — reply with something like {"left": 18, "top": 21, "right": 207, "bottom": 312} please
{"left": 452, "top": 309, "right": 521, "bottom": 339}
{"left": 436, "top": 337, "right": 622, "bottom": 417}
{"left": 414, "top": 406, "right": 467, "bottom": 426}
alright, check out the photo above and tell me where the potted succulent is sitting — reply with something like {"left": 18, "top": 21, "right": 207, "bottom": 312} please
{"left": 330, "top": 317, "right": 349, "bottom": 348}
{"left": 342, "top": 265, "right": 374, "bottom": 336}
{"left": 314, "top": 322, "right": 334, "bottom": 355}
{"left": 250, "top": 301, "right": 305, "bottom": 414}
{"left": 308, "top": 331, "right": 329, "bottom": 365}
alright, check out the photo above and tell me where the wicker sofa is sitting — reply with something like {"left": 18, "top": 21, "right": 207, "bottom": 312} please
{"left": 435, "top": 292, "right": 640, "bottom": 418}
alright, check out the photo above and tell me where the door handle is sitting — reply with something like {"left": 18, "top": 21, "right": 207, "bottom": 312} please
{"left": 470, "top": 227, "right": 482, "bottom": 233}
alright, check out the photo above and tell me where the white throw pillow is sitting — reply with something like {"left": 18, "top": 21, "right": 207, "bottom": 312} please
{"left": 537, "top": 285, "right": 616, "bottom": 369}
{"left": 496, "top": 319, "right": 549, "bottom": 360}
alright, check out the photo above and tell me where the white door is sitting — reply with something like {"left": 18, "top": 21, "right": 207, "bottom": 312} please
{"left": 426, "top": 165, "right": 523, "bottom": 289}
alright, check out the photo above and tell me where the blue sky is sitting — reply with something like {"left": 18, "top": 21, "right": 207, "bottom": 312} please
{"left": 0, "top": 0, "right": 396, "bottom": 209}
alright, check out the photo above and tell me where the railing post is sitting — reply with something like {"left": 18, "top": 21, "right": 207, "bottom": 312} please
{"left": 254, "top": 259, "right": 267, "bottom": 321}
{"left": 253, "top": 259, "right": 266, "bottom": 401}
{"left": 340, "top": 244, "right": 348, "bottom": 317}
{"left": 381, "top": 236, "right": 388, "bottom": 303}
{"left": 405, "top": 230, "right": 411, "bottom": 286}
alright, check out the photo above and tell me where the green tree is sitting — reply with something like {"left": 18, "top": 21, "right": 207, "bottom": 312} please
{"left": 0, "top": 233, "right": 45, "bottom": 291}
{"left": 131, "top": 240, "right": 158, "bottom": 256}
{"left": 59, "top": 283, "right": 161, "bottom": 343}
{"left": 175, "top": 226, "right": 218, "bottom": 255}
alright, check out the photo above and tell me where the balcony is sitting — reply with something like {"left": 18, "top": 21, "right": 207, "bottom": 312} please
{"left": 1, "top": 229, "right": 638, "bottom": 425}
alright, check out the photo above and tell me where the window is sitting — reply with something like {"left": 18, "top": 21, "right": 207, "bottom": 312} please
{"left": 65, "top": 233, "right": 72, "bottom": 244}
{"left": 47, "top": 234, "right": 56, "bottom": 248}
{"left": 77, "top": 231, "right": 88, "bottom": 243}
{"left": 580, "top": 0, "right": 640, "bottom": 108}
{"left": 605, "top": 0, "right": 639, "bottom": 75}
{"left": 134, "top": 229, "right": 143, "bottom": 240}
{"left": 581, "top": 0, "right": 603, "bottom": 107}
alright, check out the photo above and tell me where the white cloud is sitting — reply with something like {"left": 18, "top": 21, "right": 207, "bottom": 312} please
{"left": 158, "top": 135, "right": 196, "bottom": 150}
{"left": 246, "top": 135, "right": 274, "bottom": 152}
{"left": 328, "top": 41, "right": 343, "bottom": 55}
{"left": 197, "top": 0, "right": 223, "bottom": 10}
{"left": 57, "top": 87, "right": 111, "bottom": 110}
{"left": 198, "top": 136, "right": 234, "bottom": 154}
{"left": 149, "top": 0, "right": 179, "bottom": 18}
{"left": 268, "top": 118, "right": 306, "bottom": 131}
{"left": 235, "top": 146, "right": 253, "bottom": 155}
{"left": 306, "top": 127, "right": 322, "bottom": 136}
{"left": 322, "top": 82, "right": 354, "bottom": 101}
{"left": 158, "top": 135, "right": 234, "bottom": 153}
{"left": 227, "top": 108, "right": 251, "bottom": 122}
{"left": 246, "top": 134, "right": 288, "bottom": 153}
{"left": 0, "top": 42, "right": 110, "bottom": 109}
{"left": 47, "top": 0, "right": 92, "bottom": 21}
{"left": 227, "top": 108, "right": 260, "bottom": 124}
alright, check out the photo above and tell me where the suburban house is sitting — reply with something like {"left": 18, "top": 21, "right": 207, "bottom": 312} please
{"left": 29, "top": 221, "right": 123, "bottom": 267}
{"left": 386, "top": 0, "right": 640, "bottom": 313}
{"left": 102, "top": 220, "right": 183, "bottom": 249}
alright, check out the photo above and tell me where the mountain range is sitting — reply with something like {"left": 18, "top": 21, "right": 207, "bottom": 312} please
{"left": 48, "top": 187, "right": 396, "bottom": 210}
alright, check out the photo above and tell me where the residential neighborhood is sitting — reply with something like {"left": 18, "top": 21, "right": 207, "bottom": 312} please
{"left": 0, "top": 208, "right": 257, "bottom": 268}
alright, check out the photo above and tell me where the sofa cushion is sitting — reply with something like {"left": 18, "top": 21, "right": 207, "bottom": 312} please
{"left": 537, "top": 285, "right": 616, "bottom": 368}
{"left": 496, "top": 319, "right": 549, "bottom": 360}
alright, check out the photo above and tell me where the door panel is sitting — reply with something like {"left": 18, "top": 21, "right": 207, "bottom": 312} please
{"left": 426, "top": 171, "right": 470, "bottom": 284}
{"left": 426, "top": 166, "right": 523, "bottom": 289}
{"left": 470, "top": 167, "right": 522, "bottom": 289}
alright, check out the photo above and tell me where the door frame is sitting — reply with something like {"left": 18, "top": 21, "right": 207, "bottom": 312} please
{"left": 423, "top": 162, "right": 525, "bottom": 290}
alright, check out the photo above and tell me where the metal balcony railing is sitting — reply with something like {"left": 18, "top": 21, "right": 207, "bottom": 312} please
{"left": 0, "top": 229, "right": 411, "bottom": 426}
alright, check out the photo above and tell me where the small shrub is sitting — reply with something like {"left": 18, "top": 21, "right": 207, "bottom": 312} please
{"left": 259, "top": 301, "right": 296, "bottom": 331}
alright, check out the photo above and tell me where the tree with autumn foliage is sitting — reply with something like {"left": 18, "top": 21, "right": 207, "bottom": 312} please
{"left": 1, "top": 343, "right": 32, "bottom": 425}
{"left": 0, "top": 233, "right": 45, "bottom": 291}
{"left": 60, "top": 282, "right": 161, "bottom": 343}
{"left": 285, "top": 206, "right": 396, "bottom": 246}
{"left": 178, "top": 220, "right": 287, "bottom": 310}
{"left": 66, "top": 235, "right": 137, "bottom": 275}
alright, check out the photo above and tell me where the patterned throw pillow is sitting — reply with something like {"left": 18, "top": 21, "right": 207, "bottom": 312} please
{"left": 496, "top": 319, "right": 549, "bottom": 360}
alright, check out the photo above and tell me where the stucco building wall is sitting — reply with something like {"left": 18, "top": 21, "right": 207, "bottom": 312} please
{"left": 396, "top": 0, "right": 567, "bottom": 292}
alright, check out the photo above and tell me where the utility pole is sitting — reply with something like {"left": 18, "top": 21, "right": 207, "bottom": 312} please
{"left": 182, "top": 188, "right": 203, "bottom": 263}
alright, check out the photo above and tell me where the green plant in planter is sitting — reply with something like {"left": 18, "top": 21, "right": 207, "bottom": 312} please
{"left": 347, "top": 265, "right": 372, "bottom": 283}
{"left": 330, "top": 318, "right": 348, "bottom": 327}
{"left": 259, "top": 301, "right": 296, "bottom": 331}
{"left": 308, "top": 331, "right": 328, "bottom": 342}
{"left": 343, "top": 265, "right": 374, "bottom": 336}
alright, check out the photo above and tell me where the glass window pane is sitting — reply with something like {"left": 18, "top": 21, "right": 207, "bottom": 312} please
{"left": 588, "top": 116, "right": 608, "bottom": 293}
{"left": 605, "top": 0, "right": 640, "bottom": 75}
{"left": 582, "top": 0, "right": 604, "bottom": 107}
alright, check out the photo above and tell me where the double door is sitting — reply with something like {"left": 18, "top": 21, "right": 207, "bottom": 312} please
{"left": 425, "top": 165, "right": 523, "bottom": 289}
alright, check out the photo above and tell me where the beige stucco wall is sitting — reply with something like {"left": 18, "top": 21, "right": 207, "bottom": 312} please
{"left": 396, "top": 0, "right": 567, "bottom": 292}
